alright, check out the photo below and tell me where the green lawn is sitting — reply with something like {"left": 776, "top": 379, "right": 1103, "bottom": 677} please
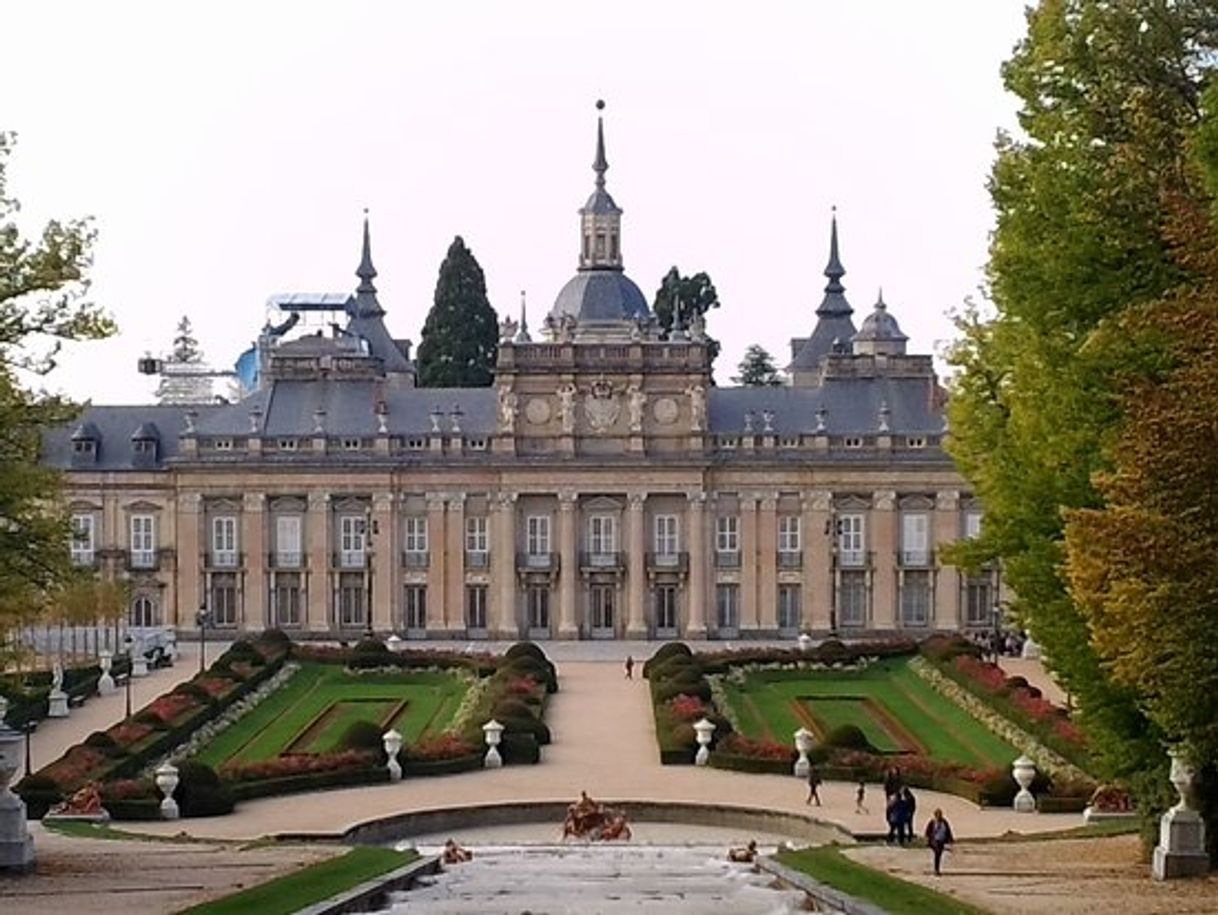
{"left": 775, "top": 846, "right": 990, "bottom": 915}
{"left": 177, "top": 846, "right": 419, "bottom": 915}
{"left": 194, "top": 664, "right": 468, "bottom": 768}
{"left": 721, "top": 658, "right": 1018, "bottom": 769}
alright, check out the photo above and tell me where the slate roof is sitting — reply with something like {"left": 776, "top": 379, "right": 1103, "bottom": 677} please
{"left": 550, "top": 269, "right": 650, "bottom": 323}
{"left": 44, "top": 405, "right": 217, "bottom": 471}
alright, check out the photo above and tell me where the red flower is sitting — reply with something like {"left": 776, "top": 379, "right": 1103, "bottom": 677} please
{"left": 108, "top": 721, "right": 154, "bottom": 746}
{"left": 220, "top": 749, "right": 377, "bottom": 782}
{"left": 668, "top": 694, "right": 707, "bottom": 722}
{"left": 406, "top": 734, "right": 478, "bottom": 762}
{"left": 719, "top": 734, "right": 795, "bottom": 761}
{"left": 144, "top": 692, "right": 200, "bottom": 724}
{"left": 505, "top": 676, "right": 540, "bottom": 696}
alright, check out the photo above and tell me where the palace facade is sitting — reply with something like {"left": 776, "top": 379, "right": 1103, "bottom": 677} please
{"left": 43, "top": 113, "right": 996, "bottom": 641}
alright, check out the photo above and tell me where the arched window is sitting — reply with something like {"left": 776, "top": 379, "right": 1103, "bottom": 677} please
{"left": 130, "top": 594, "right": 159, "bottom": 628}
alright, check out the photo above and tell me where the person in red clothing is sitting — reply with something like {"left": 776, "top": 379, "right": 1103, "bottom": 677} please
{"left": 924, "top": 808, "right": 954, "bottom": 875}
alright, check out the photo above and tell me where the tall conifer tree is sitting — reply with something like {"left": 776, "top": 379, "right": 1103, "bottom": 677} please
{"left": 416, "top": 236, "right": 498, "bottom": 387}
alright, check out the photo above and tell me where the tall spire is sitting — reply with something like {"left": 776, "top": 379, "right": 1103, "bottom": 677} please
{"left": 515, "top": 290, "right": 532, "bottom": 343}
{"left": 824, "top": 206, "right": 845, "bottom": 295}
{"left": 356, "top": 208, "right": 377, "bottom": 295}
{"left": 577, "top": 99, "right": 624, "bottom": 271}
{"left": 593, "top": 99, "right": 608, "bottom": 189}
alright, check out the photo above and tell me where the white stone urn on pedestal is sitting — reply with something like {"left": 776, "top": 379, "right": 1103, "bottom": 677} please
{"left": 47, "top": 661, "right": 69, "bottom": 719}
{"left": 1012, "top": 755, "right": 1037, "bottom": 812}
{"left": 155, "top": 763, "right": 180, "bottom": 820}
{"left": 386, "top": 635, "right": 404, "bottom": 654}
{"left": 97, "top": 650, "right": 116, "bottom": 696}
{"left": 1020, "top": 637, "right": 1041, "bottom": 660}
{"left": 0, "top": 697, "right": 36, "bottom": 873}
{"left": 482, "top": 719, "right": 504, "bottom": 769}
{"left": 131, "top": 641, "right": 149, "bottom": 678}
{"left": 383, "top": 729, "right": 403, "bottom": 782}
{"left": 793, "top": 727, "right": 814, "bottom": 779}
{"left": 797, "top": 633, "right": 812, "bottom": 654}
{"left": 164, "top": 628, "right": 179, "bottom": 662}
{"left": 1153, "top": 746, "right": 1210, "bottom": 879}
{"left": 693, "top": 717, "right": 716, "bottom": 766}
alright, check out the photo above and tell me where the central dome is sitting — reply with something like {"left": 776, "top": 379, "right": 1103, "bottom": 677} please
{"left": 550, "top": 270, "right": 650, "bottom": 323}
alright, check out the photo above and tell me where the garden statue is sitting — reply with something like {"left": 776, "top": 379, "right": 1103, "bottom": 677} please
{"left": 0, "top": 697, "right": 36, "bottom": 872}
{"left": 46, "top": 782, "right": 108, "bottom": 822}
{"left": 561, "top": 791, "right": 632, "bottom": 841}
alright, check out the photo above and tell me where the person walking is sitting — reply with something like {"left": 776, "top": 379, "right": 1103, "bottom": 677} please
{"left": 885, "top": 791, "right": 903, "bottom": 844}
{"left": 624, "top": 655, "right": 634, "bottom": 679}
{"left": 899, "top": 786, "right": 917, "bottom": 845}
{"left": 924, "top": 808, "right": 955, "bottom": 876}
{"left": 883, "top": 766, "right": 903, "bottom": 800}
{"left": 805, "top": 765, "right": 822, "bottom": 806}
{"left": 855, "top": 779, "right": 868, "bottom": 815}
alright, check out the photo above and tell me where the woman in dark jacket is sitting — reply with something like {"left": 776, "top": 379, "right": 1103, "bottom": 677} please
{"left": 924, "top": 808, "right": 954, "bottom": 875}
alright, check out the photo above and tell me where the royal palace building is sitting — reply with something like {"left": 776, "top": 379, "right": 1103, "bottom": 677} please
{"left": 43, "top": 113, "right": 996, "bottom": 641}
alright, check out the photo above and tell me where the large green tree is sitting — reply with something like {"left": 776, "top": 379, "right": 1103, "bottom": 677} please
{"left": 944, "top": 0, "right": 1218, "bottom": 830}
{"left": 652, "top": 266, "right": 720, "bottom": 364}
{"left": 0, "top": 131, "right": 115, "bottom": 668}
{"left": 732, "top": 344, "right": 782, "bottom": 387}
{"left": 416, "top": 236, "right": 498, "bottom": 387}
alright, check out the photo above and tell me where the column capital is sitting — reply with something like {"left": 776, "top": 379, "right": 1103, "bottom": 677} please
{"left": 935, "top": 490, "right": 961, "bottom": 511}
{"left": 425, "top": 492, "right": 448, "bottom": 510}
{"left": 739, "top": 493, "right": 759, "bottom": 510}
{"left": 804, "top": 490, "right": 833, "bottom": 512}
{"left": 493, "top": 491, "right": 518, "bottom": 508}
{"left": 447, "top": 491, "right": 467, "bottom": 509}
{"left": 178, "top": 492, "right": 202, "bottom": 512}
{"left": 627, "top": 492, "right": 646, "bottom": 510}
{"left": 307, "top": 491, "right": 330, "bottom": 511}
{"left": 242, "top": 492, "right": 265, "bottom": 512}
{"left": 372, "top": 491, "right": 395, "bottom": 510}
{"left": 558, "top": 490, "right": 579, "bottom": 510}
{"left": 873, "top": 490, "right": 897, "bottom": 511}
{"left": 686, "top": 490, "right": 707, "bottom": 508}
{"left": 759, "top": 493, "right": 779, "bottom": 512}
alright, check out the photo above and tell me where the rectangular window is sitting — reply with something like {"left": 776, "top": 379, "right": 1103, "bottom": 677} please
{"left": 839, "top": 570, "right": 868, "bottom": 626}
{"left": 466, "top": 585, "right": 488, "bottom": 631}
{"left": 654, "top": 515, "right": 679, "bottom": 559}
{"left": 527, "top": 515, "right": 551, "bottom": 557}
{"left": 778, "top": 584, "right": 801, "bottom": 632}
{"left": 595, "top": 231, "right": 606, "bottom": 257}
{"left": 654, "top": 585, "right": 678, "bottom": 633}
{"left": 716, "top": 583, "right": 740, "bottom": 631}
{"left": 964, "top": 511, "right": 983, "bottom": 540}
{"left": 275, "top": 515, "right": 302, "bottom": 568}
{"left": 965, "top": 575, "right": 993, "bottom": 626}
{"left": 404, "top": 585, "right": 427, "bottom": 632}
{"left": 338, "top": 573, "right": 365, "bottom": 627}
{"left": 900, "top": 570, "right": 932, "bottom": 626}
{"left": 527, "top": 585, "right": 550, "bottom": 630}
{"left": 70, "top": 514, "right": 95, "bottom": 566}
{"left": 778, "top": 515, "right": 801, "bottom": 554}
{"left": 273, "top": 573, "right": 301, "bottom": 627}
{"left": 404, "top": 516, "right": 428, "bottom": 554}
{"left": 901, "top": 513, "right": 930, "bottom": 566}
{"left": 590, "top": 584, "right": 615, "bottom": 631}
{"left": 588, "top": 514, "right": 616, "bottom": 562}
{"left": 130, "top": 514, "right": 156, "bottom": 568}
{"left": 716, "top": 515, "right": 739, "bottom": 553}
{"left": 465, "top": 516, "right": 488, "bottom": 553}
{"left": 210, "top": 574, "right": 238, "bottom": 626}
{"left": 211, "top": 516, "right": 238, "bottom": 567}
{"left": 837, "top": 513, "right": 865, "bottom": 567}
{"left": 339, "top": 515, "right": 366, "bottom": 567}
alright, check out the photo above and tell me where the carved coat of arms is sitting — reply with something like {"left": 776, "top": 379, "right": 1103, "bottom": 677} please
{"left": 584, "top": 378, "right": 621, "bottom": 432}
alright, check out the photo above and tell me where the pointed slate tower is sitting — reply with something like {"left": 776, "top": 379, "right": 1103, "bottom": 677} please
{"left": 786, "top": 210, "right": 859, "bottom": 384}
{"left": 345, "top": 211, "right": 411, "bottom": 373}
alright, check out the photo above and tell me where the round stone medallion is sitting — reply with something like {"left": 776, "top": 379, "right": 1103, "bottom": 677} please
{"left": 653, "top": 397, "right": 679, "bottom": 425}
{"left": 525, "top": 397, "right": 552, "bottom": 425}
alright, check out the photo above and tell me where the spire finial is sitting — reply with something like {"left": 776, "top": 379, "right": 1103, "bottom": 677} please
{"left": 824, "top": 208, "right": 845, "bottom": 295}
{"left": 357, "top": 208, "right": 377, "bottom": 294}
{"left": 876, "top": 287, "right": 886, "bottom": 309}
{"left": 593, "top": 99, "right": 608, "bottom": 189}
{"left": 514, "top": 289, "right": 532, "bottom": 343}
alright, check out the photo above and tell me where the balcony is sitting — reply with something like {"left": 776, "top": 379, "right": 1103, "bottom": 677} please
{"left": 465, "top": 550, "right": 490, "bottom": 569}
{"left": 897, "top": 549, "right": 935, "bottom": 569}
{"left": 401, "top": 550, "right": 430, "bottom": 570}
{"left": 579, "top": 551, "right": 624, "bottom": 572}
{"left": 127, "top": 549, "right": 158, "bottom": 570}
{"left": 70, "top": 550, "right": 96, "bottom": 569}
{"left": 646, "top": 551, "right": 689, "bottom": 574}
{"left": 204, "top": 550, "right": 243, "bottom": 570}
{"left": 333, "top": 550, "right": 367, "bottom": 570}
{"left": 778, "top": 550, "right": 803, "bottom": 570}
{"left": 269, "top": 550, "right": 304, "bottom": 570}
{"left": 516, "top": 551, "right": 559, "bottom": 572}
{"left": 714, "top": 550, "right": 741, "bottom": 569}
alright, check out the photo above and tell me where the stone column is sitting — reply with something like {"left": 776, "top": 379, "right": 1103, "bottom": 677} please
{"left": 757, "top": 493, "right": 779, "bottom": 634}
{"left": 557, "top": 491, "right": 579, "bottom": 638}
{"left": 685, "top": 491, "right": 707, "bottom": 638}
{"left": 306, "top": 492, "right": 331, "bottom": 632}
{"left": 177, "top": 493, "right": 202, "bottom": 631}
{"left": 445, "top": 493, "right": 467, "bottom": 632}
{"left": 933, "top": 490, "right": 961, "bottom": 630}
{"left": 871, "top": 490, "right": 897, "bottom": 630}
{"left": 425, "top": 492, "right": 447, "bottom": 636}
{"left": 241, "top": 493, "right": 266, "bottom": 631}
{"left": 740, "top": 494, "right": 759, "bottom": 631}
{"left": 626, "top": 492, "right": 648, "bottom": 638}
{"left": 372, "top": 491, "right": 396, "bottom": 632}
{"left": 804, "top": 490, "right": 832, "bottom": 631}
{"left": 490, "top": 493, "right": 518, "bottom": 637}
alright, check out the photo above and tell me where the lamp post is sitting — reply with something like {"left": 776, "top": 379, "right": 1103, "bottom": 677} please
{"left": 991, "top": 601, "right": 1003, "bottom": 664}
{"left": 196, "top": 606, "right": 211, "bottom": 674}
{"left": 123, "top": 634, "right": 134, "bottom": 720}
{"left": 825, "top": 515, "right": 840, "bottom": 635}
{"left": 24, "top": 720, "right": 33, "bottom": 778}
{"left": 364, "top": 509, "right": 376, "bottom": 638}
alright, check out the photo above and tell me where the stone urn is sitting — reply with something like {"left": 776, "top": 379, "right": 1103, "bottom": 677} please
{"left": 693, "top": 717, "right": 716, "bottom": 767}
{"left": 797, "top": 633, "right": 812, "bottom": 654}
{"left": 482, "top": 719, "right": 504, "bottom": 769}
{"left": 164, "top": 628, "right": 179, "bottom": 662}
{"left": 0, "top": 697, "right": 36, "bottom": 873}
{"left": 386, "top": 634, "right": 405, "bottom": 654}
{"left": 382, "top": 729, "right": 403, "bottom": 782}
{"left": 793, "top": 727, "right": 814, "bottom": 779}
{"left": 97, "top": 650, "right": 116, "bottom": 696}
{"left": 155, "top": 763, "right": 180, "bottom": 820}
{"left": 1012, "top": 755, "right": 1037, "bottom": 812}
{"left": 1154, "top": 746, "right": 1210, "bottom": 879}
{"left": 131, "top": 641, "right": 149, "bottom": 678}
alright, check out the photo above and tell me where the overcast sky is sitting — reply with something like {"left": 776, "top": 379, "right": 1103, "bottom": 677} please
{"left": 6, "top": 1, "right": 1028, "bottom": 402}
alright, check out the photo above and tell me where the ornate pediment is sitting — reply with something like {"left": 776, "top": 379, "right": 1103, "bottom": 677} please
{"left": 583, "top": 495, "right": 622, "bottom": 512}
{"left": 899, "top": 494, "right": 936, "bottom": 511}
{"left": 834, "top": 494, "right": 871, "bottom": 511}
{"left": 332, "top": 496, "right": 369, "bottom": 513}
{"left": 205, "top": 497, "right": 243, "bottom": 514}
{"left": 269, "top": 496, "right": 307, "bottom": 513}
{"left": 124, "top": 500, "right": 163, "bottom": 513}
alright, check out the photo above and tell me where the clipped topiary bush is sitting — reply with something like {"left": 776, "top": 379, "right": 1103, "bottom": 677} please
{"left": 258, "top": 628, "right": 292, "bottom": 650}
{"left": 815, "top": 638, "right": 852, "bottom": 665}
{"left": 491, "top": 698, "right": 535, "bottom": 721}
{"left": 353, "top": 637, "right": 389, "bottom": 655}
{"left": 643, "top": 642, "right": 693, "bottom": 677}
{"left": 653, "top": 678, "right": 711, "bottom": 703}
{"left": 504, "top": 641, "right": 546, "bottom": 662}
{"left": 82, "top": 730, "right": 126, "bottom": 758}
{"left": 15, "top": 774, "right": 61, "bottom": 819}
{"left": 500, "top": 715, "right": 551, "bottom": 745}
{"left": 175, "top": 760, "right": 235, "bottom": 817}
{"left": 499, "top": 731, "right": 540, "bottom": 765}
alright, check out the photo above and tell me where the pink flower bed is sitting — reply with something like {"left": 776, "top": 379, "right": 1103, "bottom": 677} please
{"left": 107, "top": 721, "right": 154, "bottom": 746}
{"left": 143, "top": 692, "right": 200, "bottom": 724}
{"left": 718, "top": 734, "right": 794, "bottom": 761}
{"left": 406, "top": 734, "right": 479, "bottom": 762}
{"left": 192, "top": 676, "right": 235, "bottom": 698}
{"left": 44, "top": 745, "right": 109, "bottom": 788}
{"left": 221, "top": 749, "right": 377, "bottom": 783}
{"left": 505, "top": 675, "right": 540, "bottom": 696}
{"left": 668, "top": 694, "right": 707, "bottom": 722}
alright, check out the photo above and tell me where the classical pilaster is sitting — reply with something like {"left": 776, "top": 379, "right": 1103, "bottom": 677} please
{"left": 871, "top": 490, "right": 897, "bottom": 630}
{"left": 804, "top": 490, "right": 832, "bottom": 631}
{"left": 242, "top": 492, "right": 266, "bottom": 631}
{"left": 177, "top": 492, "right": 201, "bottom": 631}
{"left": 490, "top": 492, "right": 518, "bottom": 637}
{"left": 933, "top": 490, "right": 961, "bottom": 629}
{"left": 306, "top": 491, "right": 331, "bottom": 632}
{"left": 425, "top": 492, "right": 448, "bottom": 636}
{"left": 557, "top": 490, "right": 579, "bottom": 638}
{"left": 685, "top": 491, "right": 707, "bottom": 638}
{"left": 445, "top": 492, "right": 467, "bottom": 631}
{"left": 626, "top": 492, "right": 647, "bottom": 638}
{"left": 757, "top": 493, "right": 779, "bottom": 634}
{"left": 372, "top": 491, "right": 395, "bottom": 632}
{"left": 740, "top": 494, "right": 759, "bottom": 631}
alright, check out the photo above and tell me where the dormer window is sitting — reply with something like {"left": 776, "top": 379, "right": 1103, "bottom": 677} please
{"left": 406, "top": 437, "right": 426, "bottom": 451}
{"left": 906, "top": 436, "right": 926, "bottom": 449}
{"left": 844, "top": 436, "right": 864, "bottom": 449}
{"left": 133, "top": 440, "right": 154, "bottom": 454}
{"left": 213, "top": 439, "right": 233, "bottom": 451}
{"left": 466, "top": 438, "right": 488, "bottom": 451}
{"left": 73, "top": 440, "right": 95, "bottom": 455}
{"left": 278, "top": 439, "right": 298, "bottom": 451}
{"left": 342, "top": 438, "right": 361, "bottom": 451}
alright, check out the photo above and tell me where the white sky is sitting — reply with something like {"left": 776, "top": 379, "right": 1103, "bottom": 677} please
{"left": 4, "top": 1, "right": 1027, "bottom": 401}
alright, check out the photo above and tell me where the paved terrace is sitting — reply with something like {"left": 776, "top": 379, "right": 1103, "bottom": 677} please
{"left": 23, "top": 641, "right": 1082, "bottom": 843}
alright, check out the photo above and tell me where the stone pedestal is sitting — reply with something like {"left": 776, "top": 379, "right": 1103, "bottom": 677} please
{"left": 693, "top": 718, "right": 715, "bottom": 767}
{"left": 1021, "top": 637, "right": 1041, "bottom": 660}
{"left": 0, "top": 700, "right": 35, "bottom": 873}
{"left": 132, "top": 654, "right": 149, "bottom": 678}
{"left": 1012, "top": 755, "right": 1037, "bottom": 813}
{"left": 1153, "top": 748, "right": 1211, "bottom": 880}
{"left": 156, "top": 764, "right": 180, "bottom": 820}
{"left": 47, "top": 690, "right": 69, "bottom": 719}
{"left": 97, "top": 651, "right": 116, "bottom": 696}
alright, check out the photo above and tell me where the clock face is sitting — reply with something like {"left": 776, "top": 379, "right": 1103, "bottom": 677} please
{"left": 653, "top": 397, "right": 679, "bottom": 425}
{"left": 525, "top": 397, "right": 552, "bottom": 425}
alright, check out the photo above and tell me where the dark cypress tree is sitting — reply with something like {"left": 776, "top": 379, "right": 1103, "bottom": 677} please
{"left": 732, "top": 344, "right": 782, "bottom": 386}
{"left": 416, "top": 236, "right": 499, "bottom": 387}
{"left": 652, "top": 266, "right": 721, "bottom": 365}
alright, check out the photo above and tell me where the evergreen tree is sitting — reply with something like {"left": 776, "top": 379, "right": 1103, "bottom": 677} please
{"left": 652, "top": 266, "right": 720, "bottom": 364}
{"left": 157, "top": 314, "right": 213, "bottom": 404}
{"left": 0, "top": 132, "right": 116, "bottom": 667}
{"left": 732, "top": 344, "right": 782, "bottom": 386}
{"left": 171, "top": 315, "right": 201, "bottom": 363}
{"left": 416, "top": 236, "right": 498, "bottom": 387}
